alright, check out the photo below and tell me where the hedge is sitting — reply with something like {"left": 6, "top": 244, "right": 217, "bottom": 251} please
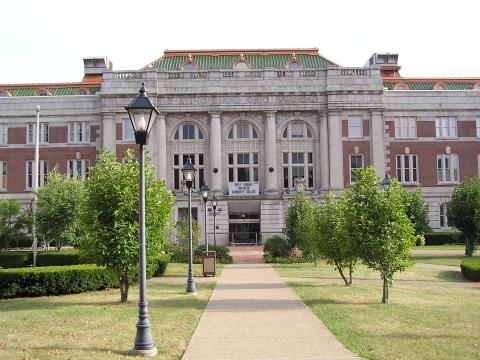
{"left": 423, "top": 232, "right": 463, "bottom": 246}
{"left": 195, "top": 245, "right": 233, "bottom": 264}
{"left": 263, "top": 236, "right": 292, "bottom": 259}
{"left": 154, "top": 253, "right": 171, "bottom": 277}
{"left": 0, "top": 250, "right": 84, "bottom": 269}
{"left": 0, "top": 252, "right": 30, "bottom": 269}
{"left": 460, "top": 259, "right": 480, "bottom": 281}
{"left": 0, "top": 265, "right": 118, "bottom": 299}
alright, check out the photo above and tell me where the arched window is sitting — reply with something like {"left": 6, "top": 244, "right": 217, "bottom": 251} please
{"left": 394, "top": 83, "right": 409, "bottom": 90}
{"left": 77, "top": 88, "right": 89, "bottom": 95}
{"left": 181, "top": 62, "right": 196, "bottom": 71}
{"left": 287, "top": 62, "right": 301, "bottom": 70}
{"left": 474, "top": 82, "right": 480, "bottom": 91}
{"left": 434, "top": 82, "right": 447, "bottom": 90}
{"left": 282, "top": 121, "right": 313, "bottom": 139}
{"left": 0, "top": 90, "right": 11, "bottom": 97}
{"left": 174, "top": 123, "right": 204, "bottom": 140}
{"left": 37, "top": 89, "right": 51, "bottom": 96}
{"left": 228, "top": 122, "right": 257, "bottom": 139}
{"left": 233, "top": 61, "right": 249, "bottom": 71}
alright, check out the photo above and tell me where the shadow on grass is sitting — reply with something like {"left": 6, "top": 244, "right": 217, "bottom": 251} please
{"left": 25, "top": 345, "right": 128, "bottom": 356}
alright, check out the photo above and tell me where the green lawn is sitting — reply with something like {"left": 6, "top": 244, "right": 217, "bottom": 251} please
{"left": 0, "top": 263, "right": 218, "bottom": 360}
{"left": 274, "top": 263, "right": 480, "bottom": 360}
{"left": 412, "top": 254, "right": 479, "bottom": 266}
{"left": 414, "top": 244, "right": 465, "bottom": 250}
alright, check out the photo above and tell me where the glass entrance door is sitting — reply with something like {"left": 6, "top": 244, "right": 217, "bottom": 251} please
{"left": 228, "top": 222, "right": 261, "bottom": 245}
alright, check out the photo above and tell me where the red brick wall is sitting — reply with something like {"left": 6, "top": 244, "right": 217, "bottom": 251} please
{"left": 50, "top": 126, "right": 67, "bottom": 143}
{"left": 116, "top": 123, "right": 122, "bottom": 140}
{"left": 342, "top": 120, "right": 348, "bottom": 137}
{"left": 116, "top": 144, "right": 138, "bottom": 161}
{"left": 458, "top": 121, "right": 476, "bottom": 137}
{"left": 343, "top": 141, "right": 371, "bottom": 186}
{"left": 363, "top": 120, "right": 370, "bottom": 137}
{"left": 8, "top": 127, "right": 26, "bottom": 144}
{"left": 417, "top": 121, "right": 435, "bottom": 137}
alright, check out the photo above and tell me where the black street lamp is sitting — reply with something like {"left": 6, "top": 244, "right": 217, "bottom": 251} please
{"left": 379, "top": 173, "right": 391, "bottom": 190}
{"left": 182, "top": 157, "right": 197, "bottom": 294}
{"left": 208, "top": 193, "right": 222, "bottom": 246}
{"left": 125, "top": 82, "right": 159, "bottom": 357}
{"left": 200, "top": 182, "right": 210, "bottom": 252}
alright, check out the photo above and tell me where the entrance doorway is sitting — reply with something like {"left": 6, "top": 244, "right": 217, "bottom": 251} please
{"left": 228, "top": 213, "right": 261, "bottom": 245}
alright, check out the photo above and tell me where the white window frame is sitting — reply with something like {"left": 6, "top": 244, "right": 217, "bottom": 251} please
{"left": 0, "top": 161, "right": 6, "bottom": 190}
{"left": 123, "top": 119, "right": 135, "bottom": 141}
{"left": 68, "top": 122, "right": 90, "bottom": 143}
{"left": 174, "top": 124, "right": 204, "bottom": 140}
{"left": 67, "top": 159, "right": 90, "bottom": 180}
{"left": 26, "top": 160, "right": 48, "bottom": 189}
{"left": 476, "top": 117, "right": 480, "bottom": 137}
{"left": 172, "top": 153, "right": 204, "bottom": 191}
{"left": 349, "top": 154, "right": 364, "bottom": 183}
{"left": 227, "top": 152, "right": 259, "bottom": 182}
{"left": 396, "top": 154, "right": 419, "bottom": 184}
{"left": 26, "top": 123, "right": 49, "bottom": 144}
{"left": 0, "top": 124, "right": 7, "bottom": 145}
{"left": 282, "top": 151, "right": 314, "bottom": 189}
{"left": 228, "top": 122, "right": 258, "bottom": 140}
{"left": 348, "top": 116, "right": 363, "bottom": 138}
{"left": 435, "top": 117, "right": 457, "bottom": 138}
{"left": 437, "top": 154, "right": 459, "bottom": 184}
{"left": 394, "top": 117, "right": 417, "bottom": 139}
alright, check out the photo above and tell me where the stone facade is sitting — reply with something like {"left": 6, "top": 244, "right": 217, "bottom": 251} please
{"left": 1, "top": 49, "right": 479, "bottom": 244}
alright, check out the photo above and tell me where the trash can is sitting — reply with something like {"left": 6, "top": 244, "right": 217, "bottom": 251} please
{"left": 202, "top": 251, "right": 216, "bottom": 277}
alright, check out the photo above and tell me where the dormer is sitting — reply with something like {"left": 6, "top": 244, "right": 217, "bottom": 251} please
{"left": 83, "top": 57, "right": 112, "bottom": 75}
{"left": 366, "top": 52, "right": 401, "bottom": 77}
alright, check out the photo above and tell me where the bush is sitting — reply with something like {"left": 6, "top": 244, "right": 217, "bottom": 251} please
{"left": 263, "top": 254, "right": 307, "bottom": 264}
{"left": 154, "top": 253, "right": 171, "bottom": 277}
{"left": 0, "top": 252, "right": 30, "bottom": 268}
{"left": 0, "top": 264, "right": 118, "bottom": 299}
{"left": 263, "top": 236, "right": 292, "bottom": 259}
{"left": 195, "top": 245, "right": 233, "bottom": 264}
{"left": 460, "top": 259, "right": 480, "bottom": 281}
{"left": 423, "top": 232, "right": 462, "bottom": 246}
{"left": 33, "top": 250, "right": 84, "bottom": 266}
{"left": 0, "top": 235, "right": 32, "bottom": 250}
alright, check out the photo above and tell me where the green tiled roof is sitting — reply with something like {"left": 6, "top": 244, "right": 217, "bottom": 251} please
{"left": 151, "top": 54, "right": 333, "bottom": 70}
{"left": 8, "top": 88, "right": 36, "bottom": 96}
{"left": 384, "top": 81, "right": 476, "bottom": 90}
{"left": 2, "top": 86, "right": 101, "bottom": 97}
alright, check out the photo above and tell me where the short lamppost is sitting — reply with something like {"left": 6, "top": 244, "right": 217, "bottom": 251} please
{"left": 200, "top": 182, "right": 210, "bottom": 251}
{"left": 125, "top": 82, "right": 159, "bottom": 357}
{"left": 379, "top": 173, "right": 391, "bottom": 190}
{"left": 208, "top": 193, "right": 222, "bottom": 246}
{"left": 182, "top": 157, "right": 197, "bottom": 294}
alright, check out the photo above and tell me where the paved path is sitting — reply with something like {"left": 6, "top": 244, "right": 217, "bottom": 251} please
{"left": 182, "top": 264, "right": 361, "bottom": 360}
{"left": 412, "top": 249, "right": 465, "bottom": 255}
{"left": 228, "top": 245, "right": 264, "bottom": 264}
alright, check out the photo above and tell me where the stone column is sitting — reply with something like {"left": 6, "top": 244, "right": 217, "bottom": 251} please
{"left": 264, "top": 111, "right": 278, "bottom": 193}
{"left": 209, "top": 112, "right": 222, "bottom": 192}
{"left": 156, "top": 113, "right": 167, "bottom": 180}
{"left": 328, "top": 111, "right": 344, "bottom": 189}
{"left": 371, "top": 111, "right": 386, "bottom": 178}
{"left": 102, "top": 112, "right": 115, "bottom": 153}
{"left": 319, "top": 111, "right": 329, "bottom": 189}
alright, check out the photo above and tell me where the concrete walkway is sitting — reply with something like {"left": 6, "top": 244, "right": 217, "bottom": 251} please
{"left": 182, "top": 264, "right": 361, "bottom": 360}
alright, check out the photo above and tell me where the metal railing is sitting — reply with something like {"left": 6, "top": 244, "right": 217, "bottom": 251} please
{"left": 229, "top": 232, "right": 261, "bottom": 245}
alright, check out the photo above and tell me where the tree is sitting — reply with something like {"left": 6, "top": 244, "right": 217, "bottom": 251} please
{"left": 81, "top": 149, "right": 174, "bottom": 302}
{"left": 310, "top": 193, "right": 358, "bottom": 285}
{"left": 0, "top": 199, "right": 31, "bottom": 250}
{"left": 284, "top": 190, "right": 313, "bottom": 249}
{"left": 400, "top": 187, "right": 431, "bottom": 236}
{"left": 175, "top": 217, "right": 201, "bottom": 253}
{"left": 296, "top": 194, "right": 321, "bottom": 265}
{"left": 448, "top": 176, "right": 480, "bottom": 256}
{"left": 36, "top": 169, "right": 86, "bottom": 251}
{"left": 346, "top": 167, "right": 416, "bottom": 303}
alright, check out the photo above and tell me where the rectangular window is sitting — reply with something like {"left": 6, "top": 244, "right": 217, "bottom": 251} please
{"left": 0, "top": 161, "right": 6, "bottom": 189}
{"left": 395, "top": 117, "right": 416, "bottom": 138}
{"left": 68, "top": 122, "right": 90, "bottom": 143}
{"left": 348, "top": 116, "right": 363, "bottom": 138}
{"left": 227, "top": 152, "right": 259, "bottom": 183}
{"left": 396, "top": 154, "right": 418, "bottom": 183}
{"left": 123, "top": 119, "right": 135, "bottom": 140}
{"left": 173, "top": 153, "right": 204, "bottom": 190}
{"left": 0, "top": 124, "right": 7, "bottom": 145}
{"left": 350, "top": 154, "right": 363, "bottom": 183}
{"left": 66, "top": 159, "right": 90, "bottom": 180}
{"left": 476, "top": 117, "right": 480, "bottom": 137}
{"left": 290, "top": 123, "right": 303, "bottom": 138}
{"left": 435, "top": 117, "right": 457, "bottom": 138}
{"left": 282, "top": 151, "right": 314, "bottom": 189}
{"left": 27, "top": 123, "right": 48, "bottom": 144}
{"left": 26, "top": 160, "right": 48, "bottom": 189}
{"left": 437, "top": 154, "right": 459, "bottom": 183}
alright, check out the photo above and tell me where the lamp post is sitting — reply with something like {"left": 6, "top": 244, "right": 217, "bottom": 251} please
{"left": 182, "top": 157, "right": 197, "bottom": 294}
{"left": 208, "top": 193, "right": 222, "bottom": 246}
{"left": 32, "top": 106, "right": 40, "bottom": 267}
{"left": 125, "top": 82, "right": 159, "bottom": 357}
{"left": 200, "top": 182, "right": 210, "bottom": 252}
{"left": 379, "top": 173, "right": 391, "bottom": 191}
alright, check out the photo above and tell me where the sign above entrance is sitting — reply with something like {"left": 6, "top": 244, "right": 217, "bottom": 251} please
{"left": 228, "top": 182, "right": 259, "bottom": 196}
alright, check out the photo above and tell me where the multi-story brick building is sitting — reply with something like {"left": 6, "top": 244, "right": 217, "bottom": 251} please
{"left": 1, "top": 49, "right": 479, "bottom": 245}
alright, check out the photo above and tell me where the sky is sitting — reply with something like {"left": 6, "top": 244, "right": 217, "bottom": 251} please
{"left": 1, "top": 0, "right": 479, "bottom": 84}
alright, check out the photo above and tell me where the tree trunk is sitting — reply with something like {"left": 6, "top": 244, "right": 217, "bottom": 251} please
{"left": 120, "top": 275, "right": 129, "bottom": 303}
{"left": 382, "top": 276, "right": 389, "bottom": 304}
{"left": 335, "top": 260, "right": 350, "bottom": 286}
{"left": 465, "top": 238, "right": 474, "bottom": 257}
{"left": 349, "top": 265, "right": 353, "bottom": 285}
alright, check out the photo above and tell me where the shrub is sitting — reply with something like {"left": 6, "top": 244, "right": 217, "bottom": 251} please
{"left": 195, "top": 245, "right": 233, "bottom": 264}
{"left": 263, "top": 236, "right": 291, "bottom": 259}
{"left": 154, "top": 253, "right": 171, "bottom": 277}
{"left": 33, "top": 250, "right": 84, "bottom": 266}
{"left": 423, "top": 232, "right": 462, "bottom": 246}
{"left": 0, "top": 264, "right": 118, "bottom": 299}
{"left": 460, "top": 259, "right": 480, "bottom": 281}
{"left": 0, "top": 252, "right": 30, "bottom": 268}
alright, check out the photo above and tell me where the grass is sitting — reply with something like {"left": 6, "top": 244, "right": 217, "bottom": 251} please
{"left": 0, "top": 263, "right": 219, "bottom": 360}
{"left": 414, "top": 244, "right": 465, "bottom": 250}
{"left": 274, "top": 262, "right": 462, "bottom": 282}
{"left": 273, "top": 263, "right": 480, "bottom": 360}
{"left": 412, "top": 254, "right": 480, "bottom": 266}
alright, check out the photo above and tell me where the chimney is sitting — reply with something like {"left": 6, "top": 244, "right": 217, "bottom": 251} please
{"left": 83, "top": 57, "right": 112, "bottom": 75}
